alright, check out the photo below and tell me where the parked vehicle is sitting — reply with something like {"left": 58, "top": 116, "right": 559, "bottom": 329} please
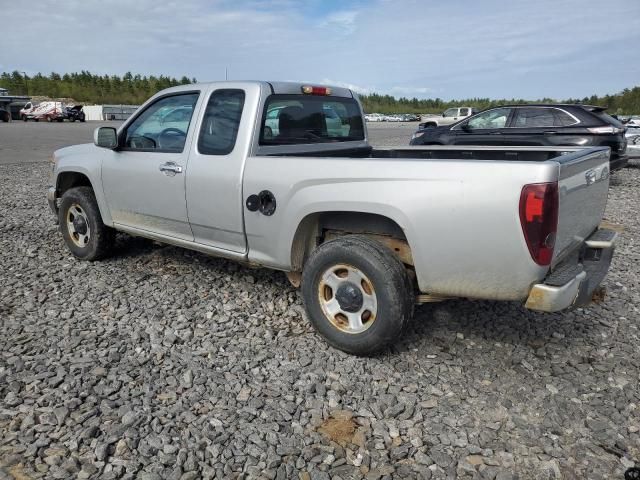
{"left": 64, "top": 105, "right": 86, "bottom": 122}
{"left": 48, "top": 81, "right": 617, "bottom": 355}
{"left": 20, "top": 102, "right": 37, "bottom": 120}
{"left": 411, "top": 104, "right": 629, "bottom": 171}
{"left": 626, "top": 124, "right": 640, "bottom": 156}
{"left": 419, "top": 106, "right": 475, "bottom": 129}
{"left": 365, "top": 113, "right": 385, "bottom": 122}
{"left": 385, "top": 114, "right": 403, "bottom": 122}
{"left": 24, "top": 101, "right": 65, "bottom": 122}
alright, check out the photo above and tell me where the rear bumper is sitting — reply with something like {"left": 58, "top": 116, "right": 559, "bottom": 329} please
{"left": 525, "top": 228, "right": 617, "bottom": 312}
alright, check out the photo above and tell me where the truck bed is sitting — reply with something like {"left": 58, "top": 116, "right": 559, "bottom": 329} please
{"left": 248, "top": 145, "right": 610, "bottom": 299}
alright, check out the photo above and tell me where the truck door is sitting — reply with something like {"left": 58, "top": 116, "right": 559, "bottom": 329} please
{"left": 184, "top": 87, "right": 250, "bottom": 253}
{"left": 101, "top": 91, "right": 200, "bottom": 241}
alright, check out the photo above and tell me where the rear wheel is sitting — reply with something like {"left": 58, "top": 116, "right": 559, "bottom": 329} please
{"left": 301, "top": 235, "right": 414, "bottom": 355}
{"left": 59, "top": 187, "right": 115, "bottom": 260}
{"left": 47, "top": 116, "right": 52, "bottom": 122}
{"left": 22, "top": 115, "right": 27, "bottom": 122}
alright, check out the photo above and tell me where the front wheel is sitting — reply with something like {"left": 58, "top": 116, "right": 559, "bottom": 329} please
{"left": 301, "top": 235, "right": 414, "bottom": 355}
{"left": 59, "top": 187, "right": 115, "bottom": 260}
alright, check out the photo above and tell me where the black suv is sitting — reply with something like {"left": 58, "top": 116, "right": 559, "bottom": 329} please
{"left": 410, "top": 104, "right": 628, "bottom": 170}
{"left": 64, "top": 105, "right": 86, "bottom": 122}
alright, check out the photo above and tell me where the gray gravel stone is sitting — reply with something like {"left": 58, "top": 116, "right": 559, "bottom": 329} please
{"left": 0, "top": 157, "right": 639, "bottom": 479}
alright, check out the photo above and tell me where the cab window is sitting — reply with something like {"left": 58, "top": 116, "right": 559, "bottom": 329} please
{"left": 260, "top": 95, "right": 364, "bottom": 145}
{"left": 443, "top": 108, "right": 458, "bottom": 118}
{"left": 198, "top": 89, "right": 245, "bottom": 155}
{"left": 124, "top": 93, "right": 198, "bottom": 152}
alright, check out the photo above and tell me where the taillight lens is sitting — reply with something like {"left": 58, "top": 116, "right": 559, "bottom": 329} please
{"left": 519, "top": 182, "right": 559, "bottom": 266}
{"left": 587, "top": 126, "right": 623, "bottom": 134}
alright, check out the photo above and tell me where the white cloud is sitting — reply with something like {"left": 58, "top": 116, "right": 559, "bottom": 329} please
{"left": 320, "top": 79, "right": 375, "bottom": 95}
{"left": 390, "top": 86, "right": 433, "bottom": 96}
{"left": 319, "top": 10, "right": 359, "bottom": 34}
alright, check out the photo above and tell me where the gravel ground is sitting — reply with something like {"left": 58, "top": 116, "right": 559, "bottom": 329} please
{"left": 0, "top": 138, "right": 639, "bottom": 479}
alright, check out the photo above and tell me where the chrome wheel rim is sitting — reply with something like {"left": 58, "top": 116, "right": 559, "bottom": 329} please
{"left": 66, "top": 204, "right": 91, "bottom": 248}
{"left": 318, "top": 264, "right": 378, "bottom": 334}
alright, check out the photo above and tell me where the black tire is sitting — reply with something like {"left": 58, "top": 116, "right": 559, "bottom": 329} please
{"left": 34, "top": 118, "right": 39, "bottom": 122}
{"left": 22, "top": 115, "right": 27, "bottom": 122}
{"left": 301, "top": 235, "right": 414, "bottom": 356}
{"left": 57, "top": 118, "right": 63, "bottom": 122}
{"left": 58, "top": 187, "right": 115, "bottom": 261}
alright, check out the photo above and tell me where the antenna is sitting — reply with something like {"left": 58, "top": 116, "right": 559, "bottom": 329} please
{"left": 225, "top": 68, "right": 228, "bottom": 81}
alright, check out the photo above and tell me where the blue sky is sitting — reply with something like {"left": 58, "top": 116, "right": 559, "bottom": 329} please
{"left": 2, "top": 0, "right": 640, "bottom": 100}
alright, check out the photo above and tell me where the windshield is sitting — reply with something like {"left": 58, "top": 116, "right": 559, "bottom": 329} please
{"left": 260, "top": 94, "right": 364, "bottom": 145}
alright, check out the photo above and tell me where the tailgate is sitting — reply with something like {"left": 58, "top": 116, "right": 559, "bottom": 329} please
{"left": 553, "top": 148, "right": 610, "bottom": 266}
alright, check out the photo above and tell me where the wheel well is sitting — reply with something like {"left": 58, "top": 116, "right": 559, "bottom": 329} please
{"left": 56, "top": 172, "right": 92, "bottom": 197}
{"left": 290, "top": 211, "right": 412, "bottom": 273}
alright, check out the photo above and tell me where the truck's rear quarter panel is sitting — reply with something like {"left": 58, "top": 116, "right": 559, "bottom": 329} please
{"left": 243, "top": 156, "right": 560, "bottom": 301}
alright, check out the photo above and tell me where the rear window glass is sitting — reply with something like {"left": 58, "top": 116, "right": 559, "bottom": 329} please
{"left": 514, "top": 108, "right": 556, "bottom": 127}
{"left": 514, "top": 108, "right": 577, "bottom": 127}
{"left": 592, "top": 110, "right": 624, "bottom": 128}
{"left": 259, "top": 95, "right": 364, "bottom": 145}
{"left": 553, "top": 109, "right": 577, "bottom": 126}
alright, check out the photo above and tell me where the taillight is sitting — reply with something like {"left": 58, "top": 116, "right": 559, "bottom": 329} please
{"left": 519, "top": 182, "right": 559, "bottom": 266}
{"left": 587, "top": 126, "right": 623, "bottom": 134}
{"left": 301, "top": 85, "right": 332, "bottom": 95}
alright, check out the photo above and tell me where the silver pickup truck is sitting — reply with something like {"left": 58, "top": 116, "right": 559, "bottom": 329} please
{"left": 48, "top": 81, "right": 618, "bottom": 355}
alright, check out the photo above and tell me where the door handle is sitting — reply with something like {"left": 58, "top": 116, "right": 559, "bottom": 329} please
{"left": 543, "top": 131, "right": 556, "bottom": 135}
{"left": 159, "top": 162, "right": 183, "bottom": 176}
{"left": 489, "top": 131, "right": 502, "bottom": 135}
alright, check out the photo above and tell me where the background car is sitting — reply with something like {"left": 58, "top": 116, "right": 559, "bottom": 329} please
{"left": 418, "top": 106, "right": 475, "bottom": 128}
{"left": 410, "top": 104, "right": 629, "bottom": 170}
{"left": 64, "top": 105, "right": 86, "bottom": 122}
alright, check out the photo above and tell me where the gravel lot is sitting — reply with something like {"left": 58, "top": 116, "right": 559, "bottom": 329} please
{"left": 0, "top": 122, "right": 639, "bottom": 480}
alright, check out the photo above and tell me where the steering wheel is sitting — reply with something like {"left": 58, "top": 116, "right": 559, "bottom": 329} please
{"left": 157, "top": 128, "right": 186, "bottom": 150}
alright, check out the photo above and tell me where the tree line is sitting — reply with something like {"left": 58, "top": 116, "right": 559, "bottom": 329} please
{"left": 1, "top": 71, "right": 639, "bottom": 114}
{"left": 360, "top": 88, "right": 640, "bottom": 115}
{"left": 0, "top": 71, "right": 195, "bottom": 105}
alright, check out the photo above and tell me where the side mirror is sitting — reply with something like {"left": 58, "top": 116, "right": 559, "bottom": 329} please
{"left": 94, "top": 127, "right": 118, "bottom": 149}
{"left": 461, "top": 123, "right": 472, "bottom": 132}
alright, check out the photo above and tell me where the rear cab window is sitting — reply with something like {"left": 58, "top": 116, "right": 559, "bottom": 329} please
{"left": 259, "top": 95, "right": 364, "bottom": 145}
